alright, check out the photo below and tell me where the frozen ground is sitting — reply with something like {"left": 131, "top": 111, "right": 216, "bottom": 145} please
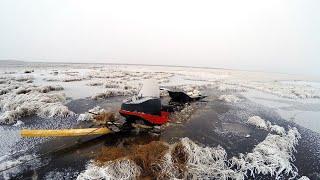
{"left": 0, "top": 61, "right": 320, "bottom": 179}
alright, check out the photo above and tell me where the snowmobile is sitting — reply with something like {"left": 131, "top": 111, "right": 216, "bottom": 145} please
{"left": 119, "top": 80, "right": 169, "bottom": 126}
{"left": 119, "top": 80, "right": 207, "bottom": 126}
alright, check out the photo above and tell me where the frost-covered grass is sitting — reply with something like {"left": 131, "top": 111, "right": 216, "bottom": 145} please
{"left": 4, "top": 63, "right": 318, "bottom": 101}
{"left": 91, "top": 90, "right": 136, "bottom": 100}
{"left": 91, "top": 84, "right": 139, "bottom": 100}
{"left": 0, "top": 83, "right": 73, "bottom": 124}
{"left": 247, "top": 116, "right": 286, "bottom": 135}
{"left": 44, "top": 75, "right": 87, "bottom": 82}
{"left": 158, "top": 128, "right": 300, "bottom": 179}
{"left": 230, "top": 127, "right": 300, "bottom": 179}
{"left": 15, "top": 85, "right": 63, "bottom": 95}
{"left": 247, "top": 116, "right": 268, "bottom": 129}
{"left": 78, "top": 125, "right": 302, "bottom": 179}
{"left": 36, "top": 85, "right": 64, "bottom": 93}
{"left": 172, "top": 127, "right": 300, "bottom": 179}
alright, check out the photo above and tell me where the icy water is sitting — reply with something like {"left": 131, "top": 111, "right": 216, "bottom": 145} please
{"left": 243, "top": 89, "right": 320, "bottom": 133}
{"left": 4, "top": 88, "right": 320, "bottom": 179}
{"left": 281, "top": 80, "right": 320, "bottom": 89}
{"left": 1, "top": 62, "right": 320, "bottom": 179}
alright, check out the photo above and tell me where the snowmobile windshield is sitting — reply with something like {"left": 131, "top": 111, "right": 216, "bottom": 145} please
{"left": 138, "top": 79, "right": 160, "bottom": 98}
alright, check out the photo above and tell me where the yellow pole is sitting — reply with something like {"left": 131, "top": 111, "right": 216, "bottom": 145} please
{"left": 21, "top": 127, "right": 112, "bottom": 137}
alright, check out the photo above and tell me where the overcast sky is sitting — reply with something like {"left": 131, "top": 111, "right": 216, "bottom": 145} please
{"left": 0, "top": 0, "right": 319, "bottom": 76}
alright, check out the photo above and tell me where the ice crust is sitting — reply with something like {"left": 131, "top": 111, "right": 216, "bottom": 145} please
{"left": 0, "top": 154, "right": 40, "bottom": 180}
{"left": 0, "top": 127, "right": 21, "bottom": 156}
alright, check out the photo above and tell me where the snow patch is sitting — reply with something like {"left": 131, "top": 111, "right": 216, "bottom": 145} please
{"left": 77, "top": 114, "right": 93, "bottom": 122}
{"left": 77, "top": 159, "right": 141, "bottom": 180}
{"left": 13, "top": 121, "right": 24, "bottom": 127}
{"left": 77, "top": 106, "right": 105, "bottom": 122}
{"left": 298, "top": 176, "right": 310, "bottom": 180}
{"left": 247, "top": 116, "right": 268, "bottom": 129}
{"left": 270, "top": 124, "right": 286, "bottom": 135}
{"left": 219, "top": 94, "right": 241, "bottom": 103}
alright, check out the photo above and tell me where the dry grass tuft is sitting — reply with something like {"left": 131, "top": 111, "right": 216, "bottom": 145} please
{"left": 171, "top": 141, "right": 188, "bottom": 172}
{"left": 96, "top": 146, "right": 128, "bottom": 164}
{"left": 93, "top": 112, "right": 116, "bottom": 125}
{"left": 129, "top": 141, "right": 169, "bottom": 178}
{"left": 96, "top": 141, "right": 172, "bottom": 179}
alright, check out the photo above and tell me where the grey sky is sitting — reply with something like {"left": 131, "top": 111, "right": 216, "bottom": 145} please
{"left": 0, "top": 0, "right": 319, "bottom": 76}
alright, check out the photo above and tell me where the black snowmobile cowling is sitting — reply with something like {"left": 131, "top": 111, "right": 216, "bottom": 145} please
{"left": 168, "top": 90, "right": 206, "bottom": 103}
{"left": 121, "top": 97, "right": 161, "bottom": 115}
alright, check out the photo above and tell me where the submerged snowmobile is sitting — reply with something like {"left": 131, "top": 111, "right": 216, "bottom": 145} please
{"left": 119, "top": 80, "right": 207, "bottom": 126}
{"left": 119, "top": 80, "right": 169, "bottom": 125}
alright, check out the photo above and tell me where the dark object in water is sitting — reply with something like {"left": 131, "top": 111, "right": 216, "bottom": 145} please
{"left": 24, "top": 70, "right": 34, "bottom": 73}
{"left": 168, "top": 90, "right": 206, "bottom": 103}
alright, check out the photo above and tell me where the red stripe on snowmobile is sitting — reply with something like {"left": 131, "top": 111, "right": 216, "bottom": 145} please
{"left": 119, "top": 110, "right": 169, "bottom": 125}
